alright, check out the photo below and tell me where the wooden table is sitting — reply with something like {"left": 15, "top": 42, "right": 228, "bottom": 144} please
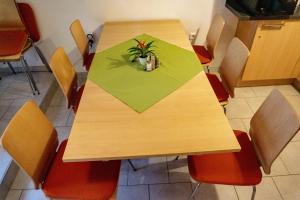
{"left": 63, "top": 20, "right": 240, "bottom": 162}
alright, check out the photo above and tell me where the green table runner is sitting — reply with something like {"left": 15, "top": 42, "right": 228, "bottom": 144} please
{"left": 88, "top": 34, "right": 203, "bottom": 112}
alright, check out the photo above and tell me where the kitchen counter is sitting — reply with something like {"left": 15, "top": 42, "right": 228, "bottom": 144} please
{"left": 226, "top": 0, "right": 300, "bottom": 20}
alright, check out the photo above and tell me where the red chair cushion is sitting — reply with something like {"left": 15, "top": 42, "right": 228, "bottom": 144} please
{"left": 70, "top": 85, "right": 85, "bottom": 113}
{"left": 43, "top": 140, "right": 121, "bottom": 200}
{"left": 17, "top": 3, "right": 40, "bottom": 42}
{"left": 192, "top": 45, "right": 212, "bottom": 64}
{"left": 83, "top": 52, "right": 95, "bottom": 71}
{"left": 0, "top": 30, "right": 28, "bottom": 56}
{"left": 206, "top": 73, "right": 229, "bottom": 103}
{"left": 188, "top": 130, "right": 262, "bottom": 186}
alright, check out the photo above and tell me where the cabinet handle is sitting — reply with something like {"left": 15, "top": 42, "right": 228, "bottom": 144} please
{"left": 261, "top": 23, "right": 285, "bottom": 30}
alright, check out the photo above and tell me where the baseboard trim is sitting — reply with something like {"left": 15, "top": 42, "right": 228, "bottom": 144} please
{"left": 238, "top": 79, "right": 294, "bottom": 87}
{"left": 293, "top": 79, "right": 300, "bottom": 92}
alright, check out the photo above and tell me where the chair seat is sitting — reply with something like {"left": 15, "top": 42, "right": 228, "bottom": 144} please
{"left": 188, "top": 130, "right": 262, "bottom": 186}
{"left": 43, "top": 140, "right": 121, "bottom": 200}
{"left": 71, "top": 85, "right": 85, "bottom": 113}
{"left": 192, "top": 45, "right": 212, "bottom": 64}
{"left": 206, "top": 73, "right": 229, "bottom": 103}
{"left": 0, "top": 30, "right": 28, "bottom": 56}
{"left": 83, "top": 52, "right": 95, "bottom": 71}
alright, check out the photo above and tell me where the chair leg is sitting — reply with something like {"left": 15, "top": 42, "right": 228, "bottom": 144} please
{"left": 251, "top": 186, "right": 256, "bottom": 200}
{"left": 206, "top": 66, "right": 210, "bottom": 73}
{"left": 222, "top": 105, "right": 226, "bottom": 114}
{"left": 127, "top": 159, "right": 137, "bottom": 171}
{"left": 189, "top": 183, "right": 201, "bottom": 200}
{"left": 7, "top": 62, "right": 16, "bottom": 74}
{"left": 21, "top": 59, "right": 35, "bottom": 94}
{"left": 33, "top": 44, "right": 52, "bottom": 72}
{"left": 21, "top": 56, "right": 40, "bottom": 95}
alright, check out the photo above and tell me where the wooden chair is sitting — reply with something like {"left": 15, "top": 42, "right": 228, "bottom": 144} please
{"left": 0, "top": 0, "right": 39, "bottom": 94}
{"left": 1, "top": 100, "right": 120, "bottom": 200}
{"left": 49, "top": 47, "right": 84, "bottom": 113}
{"left": 187, "top": 89, "right": 300, "bottom": 200}
{"left": 192, "top": 15, "right": 225, "bottom": 72}
{"left": 16, "top": 2, "right": 52, "bottom": 72}
{"left": 206, "top": 37, "right": 249, "bottom": 112}
{"left": 70, "top": 19, "right": 95, "bottom": 71}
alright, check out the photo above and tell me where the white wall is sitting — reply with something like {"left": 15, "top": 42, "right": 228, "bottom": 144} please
{"left": 19, "top": 0, "right": 216, "bottom": 62}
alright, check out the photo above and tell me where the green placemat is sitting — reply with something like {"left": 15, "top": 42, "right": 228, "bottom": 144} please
{"left": 88, "top": 34, "right": 203, "bottom": 112}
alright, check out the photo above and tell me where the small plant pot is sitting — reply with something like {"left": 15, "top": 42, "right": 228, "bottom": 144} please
{"left": 138, "top": 57, "right": 147, "bottom": 66}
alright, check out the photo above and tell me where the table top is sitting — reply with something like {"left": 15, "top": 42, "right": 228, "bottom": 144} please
{"left": 63, "top": 20, "right": 240, "bottom": 162}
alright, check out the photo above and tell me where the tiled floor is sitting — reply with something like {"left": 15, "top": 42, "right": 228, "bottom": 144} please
{"left": 2, "top": 73, "right": 300, "bottom": 199}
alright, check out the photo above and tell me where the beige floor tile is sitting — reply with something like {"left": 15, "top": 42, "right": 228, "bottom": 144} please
{"left": 0, "top": 120, "right": 9, "bottom": 136}
{"left": 234, "top": 87, "right": 256, "bottom": 98}
{"left": 285, "top": 95, "right": 300, "bottom": 118}
{"left": 262, "top": 157, "right": 289, "bottom": 177}
{"left": 117, "top": 185, "right": 149, "bottom": 200}
{"left": 118, "top": 160, "right": 129, "bottom": 186}
{"left": 226, "top": 98, "right": 253, "bottom": 119}
{"left": 292, "top": 130, "right": 300, "bottom": 142}
{"left": 55, "top": 126, "right": 71, "bottom": 144}
{"left": 241, "top": 118, "right": 251, "bottom": 132}
{"left": 280, "top": 141, "right": 300, "bottom": 174}
{"left": 252, "top": 86, "right": 275, "bottom": 97}
{"left": 45, "top": 106, "right": 71, "bottom": 127}
{"left": 11, "top": 170, "right": 35, "bottom": 190}
{"left": 127, "top": 157, "right": 168, "bottom": 185}
{"left": 0, "top": 147, "right": 12, "bottom": 181}
{"left": 65, "top": 111, "right": 75, "bottom": 127}
{"left": 19, "top": 189, "right": 49, "bottom": 200}
{"left": 275, "top": 85, "right": 300, "bottom": 96}
{"left": 0, "top": 99, "right": 14, "bottom": 119}
{"left": 150, "top": 183, "right": 192, "bottom": 200}
{"left": 235, "top": 177, "right": 282, "bottom": 200}
{"left": 50, "top": 89, "right": 67, "bottom": 107}
{"left": 245, "top": 97, "right": 266, "bottom": 114}
{"left": 192, "top": 183, "right": 238, "bottom": 200}
{"left": 5, "top": 189, "right": 22, "bottom": 200}
{"left": 273, "top": 175, "right": 300, "bottom": 200}
{"left": 228, "top": 119, "right": 247, "bottom": 132}
{"left": 167, "top": 157, "right": 190, "bottom": 183}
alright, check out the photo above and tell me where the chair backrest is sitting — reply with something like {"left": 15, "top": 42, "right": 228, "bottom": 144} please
{"left": 50, "top": 47, "right": 77, "bottom": 108}
{"left": 250, "top": 89, "right": 300, "bottom": 174}
{"left": 206, "top": 15, "right": 225, "bottom": 58}
{"left": 70, "top": 19, "right": 88, "bottom": 58}
{"left": 1, "top": 101, "right": 58, "bottom": 189}
{"left": 17, "top": 3, "right": 40, "bottom": 42}
{"left": 0, "top": 0, "right": 25, "bottom": 30}
{"left": 219, "top": 37, "right": 250, "bottom": 97}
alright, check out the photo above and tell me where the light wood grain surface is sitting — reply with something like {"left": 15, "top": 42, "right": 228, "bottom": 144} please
{"left": 63, "top": 20, "right": 240, "bottom": 162}
{"left": 241, "top": 20, "right": 300, "bottom": 81}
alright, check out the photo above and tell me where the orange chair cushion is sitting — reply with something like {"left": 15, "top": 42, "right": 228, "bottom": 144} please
{"left": 83, "top": 52, "right": 95, "bottom": 71}
{"left": 188, "top": 130, "right": 262, "bottom": 186}
{"left": 206, "top": 73, "right": 229, "bottom": 103}
{"left": 0, "top": 30, "right": 28, "bottom": 56}
{"left": 17, "top": 3, "right": 40, "bottom": 42}
{"left": 70, "top": 85, "right": 85, "bottom": 113}
{"left": 43, "top": 140, "right": 121, "bottom": 200}
{"left": 192, "top": 45, "right": 212, "bottom": 64}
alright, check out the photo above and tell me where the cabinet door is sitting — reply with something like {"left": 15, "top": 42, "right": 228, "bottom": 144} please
{"left": 242, "top": 20, "right": 300, "bottom": 81}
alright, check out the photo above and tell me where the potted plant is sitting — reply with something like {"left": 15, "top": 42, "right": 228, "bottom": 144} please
{"left": 128, "top": 39, "right": 155, "bottom": 65}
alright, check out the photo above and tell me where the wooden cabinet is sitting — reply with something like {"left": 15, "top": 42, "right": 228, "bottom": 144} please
{"left": 236, "top": 20, "right": 300, "bottom": 83}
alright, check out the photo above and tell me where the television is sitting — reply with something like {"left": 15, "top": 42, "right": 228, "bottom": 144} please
{"left": 238, "top": 0, "right": 298, "bottom": 16}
